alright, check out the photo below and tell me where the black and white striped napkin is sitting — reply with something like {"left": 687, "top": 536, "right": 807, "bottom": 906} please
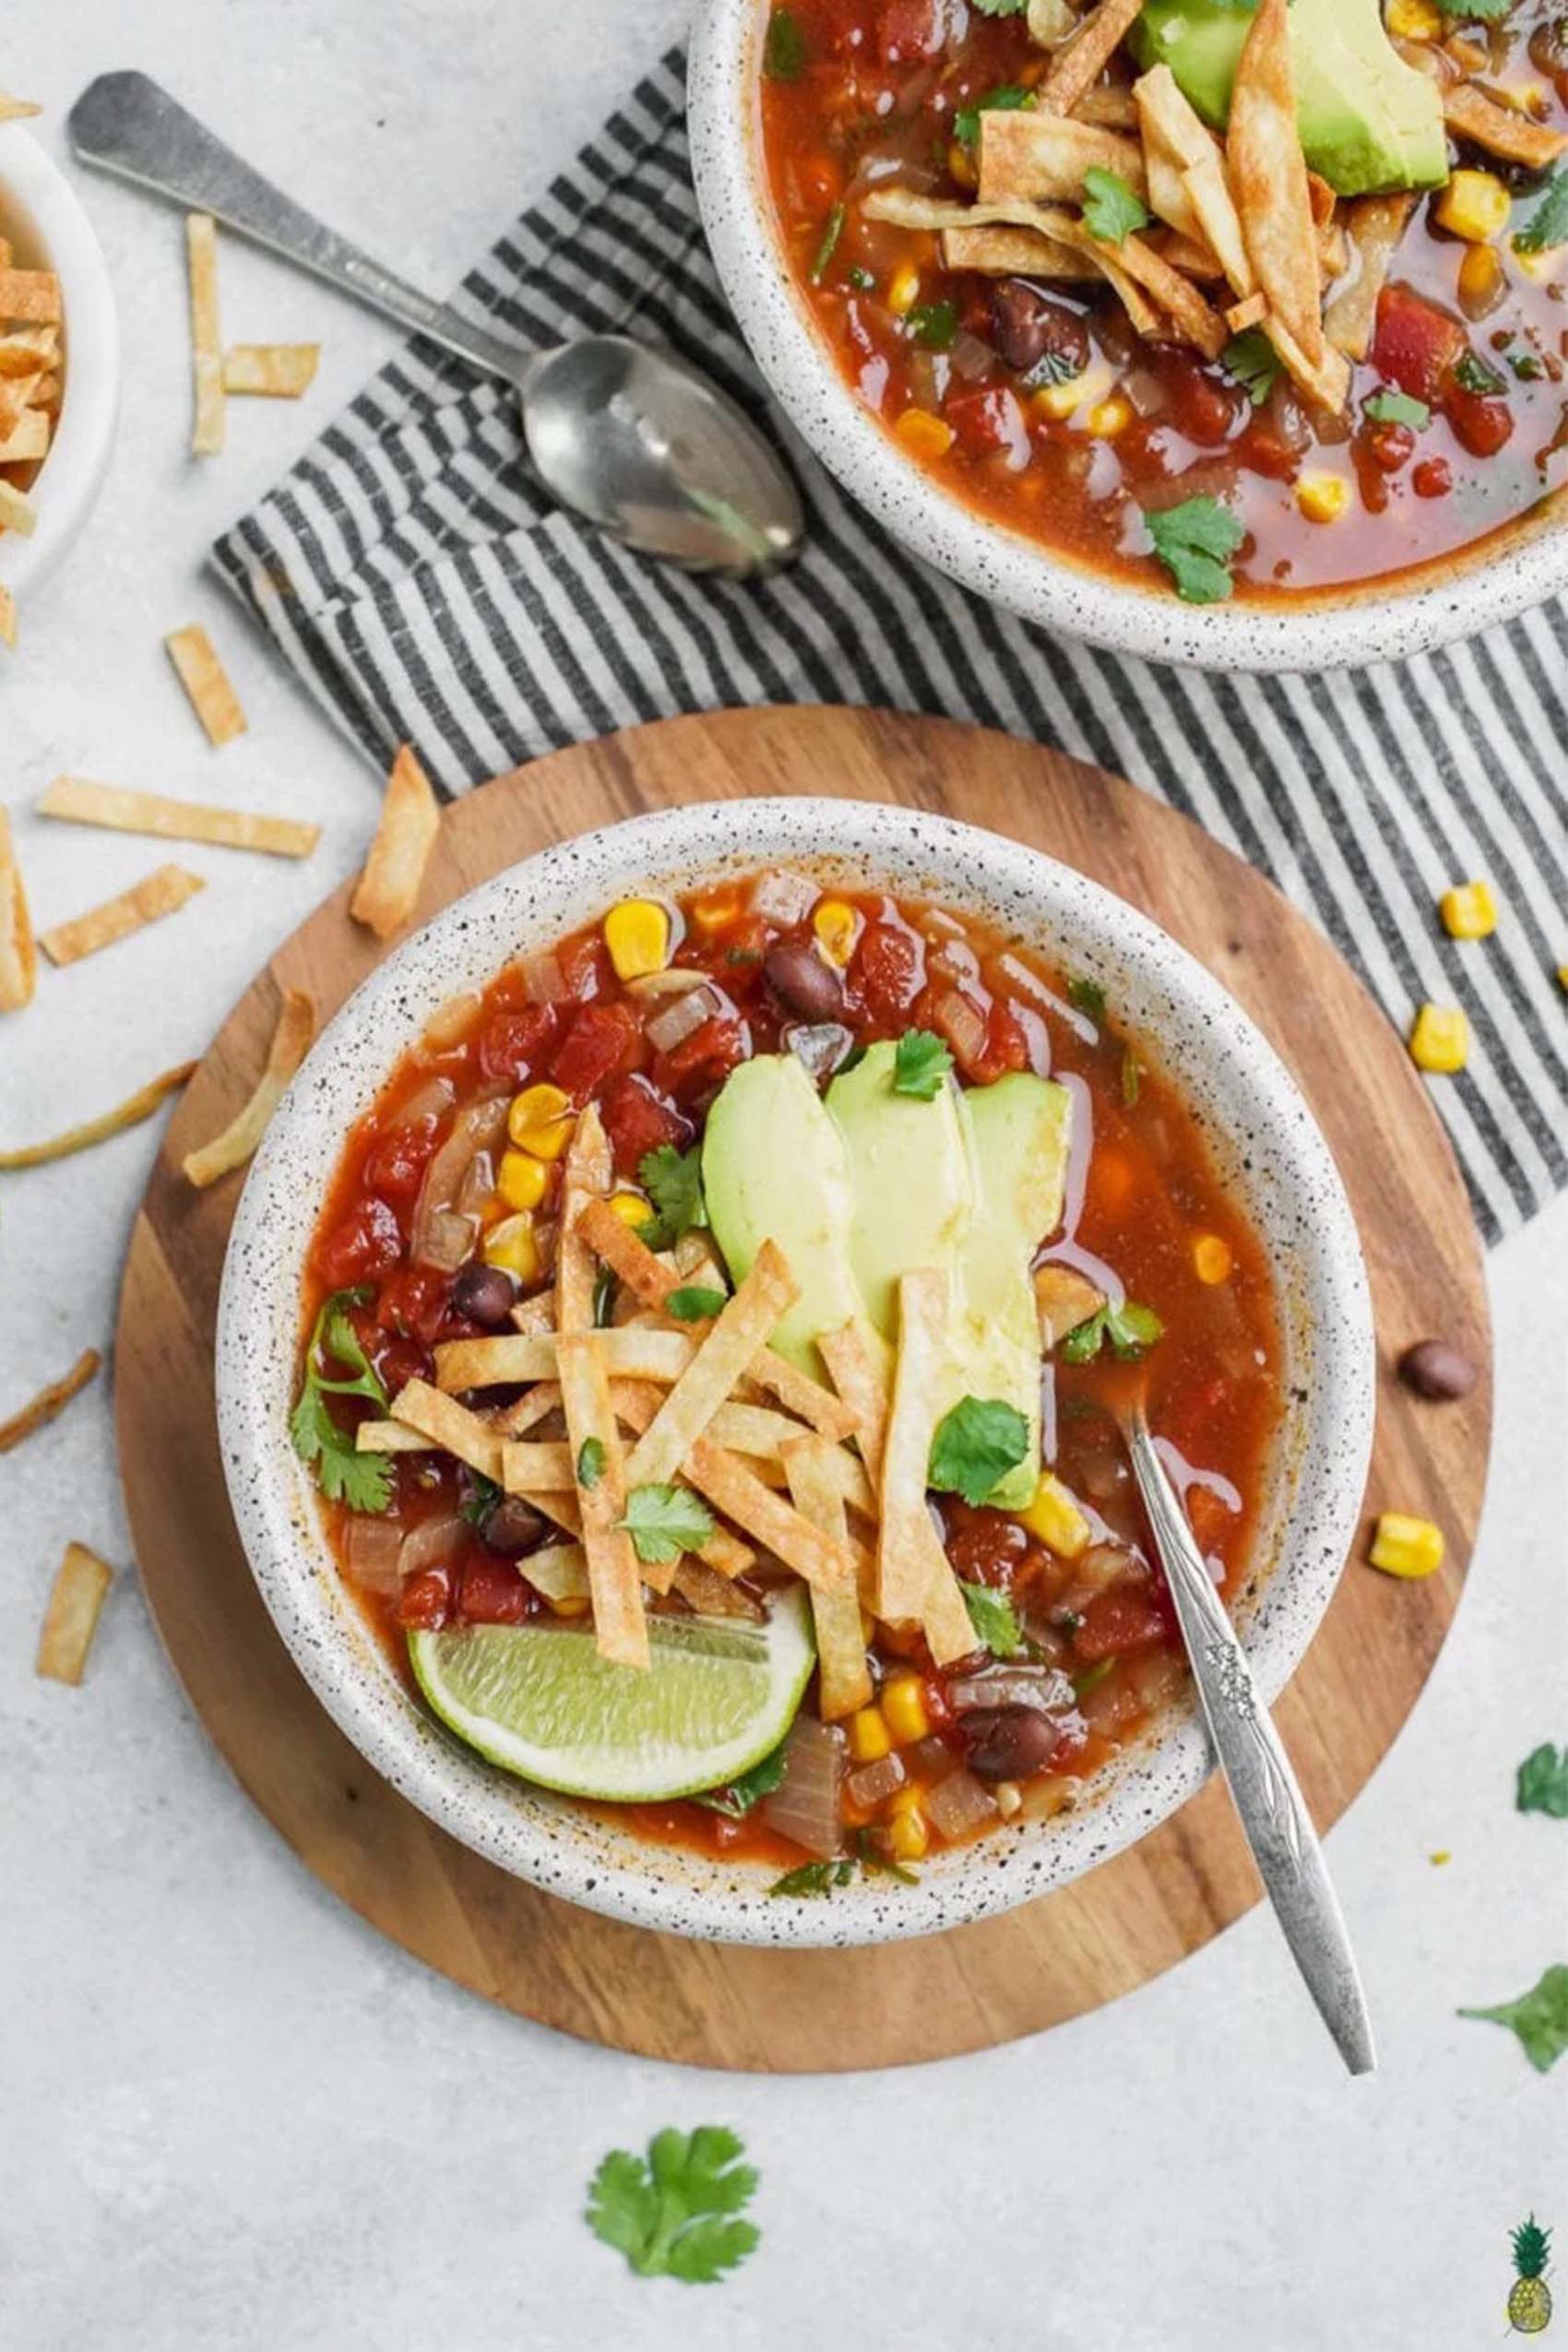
{"left": 210, "top": 46, "right": 1568, "bottom": 1246}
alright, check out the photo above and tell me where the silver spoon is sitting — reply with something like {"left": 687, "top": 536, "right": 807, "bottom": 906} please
{"left": 67, "top": 70, "right": 804, "bottom": 577}
{"left": 1123, "top": 1403, "right": 1377, "bottom": 2076}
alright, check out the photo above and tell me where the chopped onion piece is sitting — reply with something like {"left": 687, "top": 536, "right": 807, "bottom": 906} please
{"left": 645, "top": 982, "right": 719, "bottom": 1054}
{"left": 949, "top": 1668, "right": 1077, "bottom": 1716}
{"left": 932, "top": 986, "right": 987, "bottom": 1069}
{"left": 456, "top": 1150, "right": 495, "bottom": 1218}
{"left": 922, "top": 1766, "right": 998, "bottom": 1841}
{"left": 411, "top": 1094, "right": 508, "bottom": 1266}
{"left": 950, "top": 329, "right": 995, "bottom": 383}
{"left": 846, "top": 1752, "right": 906, "bottom": 1811}
{"left": 786, "top": 1022, "right": 854, "bottom": 1084}
{"left": 345, "top": 1515, "right": 403, "bottom": 1593}
{"left": 423, "top": 991, "right": 481, "bottom": 1050}
{"left": 393, "top": 1075, "right": 456, "bottom": 1129}
{"left": 625, "top": 968, "right": 708, "bottom": 1000}
{"left": 760, "top": 1715, "right": 845, "bottom": 1859}
{"left": 517, "top": 948, "right": 567, "bottom": 1005}
{"left": 750, "top": 869, "right": 819, "bottom": 927}
{"left": 398, "top": 1511, "right": 468, "bottom": 1579}
{"left": 419, "top": 1206, "right": 478, "bottom": 1273}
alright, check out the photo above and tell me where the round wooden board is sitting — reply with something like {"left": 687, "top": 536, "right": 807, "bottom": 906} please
{"left": 116, "top": 707, "right": 1491, "bottom": 2072}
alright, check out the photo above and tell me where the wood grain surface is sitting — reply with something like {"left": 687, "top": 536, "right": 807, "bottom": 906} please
{"left": 115, "top": 707, "right": 1492, "bottom": 2072}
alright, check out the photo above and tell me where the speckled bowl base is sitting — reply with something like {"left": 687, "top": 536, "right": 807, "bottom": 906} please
{"left": 217, "top": 800, "right": 1374, "bottom": 1948}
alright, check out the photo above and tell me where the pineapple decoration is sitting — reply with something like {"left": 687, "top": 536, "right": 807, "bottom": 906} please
{"left": 1509, "top": 2217, "right": 1554, "bottom": 2335}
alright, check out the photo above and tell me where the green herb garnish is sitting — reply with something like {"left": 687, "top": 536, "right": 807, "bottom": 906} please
{"left": 892, "top": 1028, "right": 953, "bottom": 1099}
{"left": 1082, "top": 166, "right": 1152, "bottom": 245}
{"left": 1515, "top": 167, "right": 1568, "bottom": 255}
{"left": 953, "top": 81, "right": 1032, "bottom": 149}
{"left": 960, "top": 1580, "right": 1027, "bottom": 1657}
{"left": 592, "top": 1264, "right": 619, "bottom": 1328}
{"left": 969, "top": 0, "right": 1029, "bottom": 13}
{"left": 906, "top": 299, "right": 958, "bottom": 350}
{"left": 695, "top": 1743, "right": 790, "bottom": 1818}
{"left": 1454, "top": 349, "right": 1505, "bottom": 397}
{"left": 1459, "top": 1964, "right": 1568, "bottom": 2073}
{"left": 847, "top": 263, "right": 876, "bottom": 290}
{"left": 929, "top": 1396, "right": 1031, "bottom": 1506}
{"left": 1067, "top": 973, "right": 1107, "bottom": 1018}
{"left": 638, "top": 1143, "right": 707, "bottom": 1250}
{"left": 666, "top": 1285, "right": 729, "bottom": 1322}
{"left": 768, "top": 1858, "right": 856, "bottom": 1896}
{"left": 1517, "top": 1742, "right": 1568, "bottom": 1818}
{"left": 620, "top": 1482, "right": 716, "bottom": 1565}
{"left": 289, "top": 1287, "right": 393, "bottom": 1513}
{"left": 1365, "top": 388, "right": 1431, "bottom": 428}
{"left": 576, "top": 1437, "right": 606, "bottom": 1491}
{"left": 1440, "top": 0, "right": 1513, "bottom": 20}
{"left": 1060, "top": 1298, "right": 1165, "bottom": 1363}
{"left": 1145, "top": 495, "right": 1245, "bottom": 604}
{"left": 587, "top": 2126, "right": 760, "bottom": 2283}
{"left": 1223, "top": 327, "right": 1282, "bottom": 407}
{"left": 762, "top": 6, "right": 807, "bottom": 79}
{"left": 1073, "top": 1656, "right": 1116, "bottom": 1697}
{"left": 854, "top": 1826, "right": 920, "bottom": 1883}
{"left": 810, "top": 201, "right": 845, "bottom": 284}
{"left": 460, "top": 1472, "right": 502, "bottom": 1527}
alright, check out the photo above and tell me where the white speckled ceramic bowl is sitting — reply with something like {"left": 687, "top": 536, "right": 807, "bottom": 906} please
{"left": 687, "top": 0, "right": 1568, "bottom": 672}
{"left": 218, "top": 799, "right": 1374, "bottom": 1947}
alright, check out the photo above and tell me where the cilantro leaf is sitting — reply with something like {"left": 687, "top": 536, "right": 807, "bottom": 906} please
{"left": 960, "top": 1580, "right": 1027, "bottom": 1657}
{"left": 1145, "top": 495, "right": 1245, "bottom": 604}
{"left": 892, "top": 1028, "right": 953, "bottom": 1099}
{"left": 929, "top": 1396, "right": 1031, "bottom": 1505}
{"left": 810, "top": 200, "right": 845, "bottom": 284}
{"left": 1224, "top": 327, "right": 1282, "bottom": 407}
{"left": 587, "top": 2126, "right": 760, "bottom": 2283}
{"left": 953, "top": 81, "right": 1033, "bottom": 149}
{"left": 969, "top": 0, "right": 1029, "bottom": 12}
{"left": 1517, "top": 1742, "right": 1568, "bottom": 1818}
{"left": 621, "top": 1483, "right": 716, "bottom": 1565}
{"left": 1459, "top": 1964, "right": 1568, "bottom": 2073}
{"left": 1082, "top": 166, "right": 1152, "bottom": 245}
{"left": 1454, "top": 349, "right": 1505, "bottom": 397}
{"left": 1059, "top": 1298, "right": 1163, "bottom": 1363}
{"left": 666, "top": 1285, "right": 728, "bottom": 1322}
{"left": 592, "top": 1265, "right": 619, "bottom": 1328}
{"left": 576, "top": 1437, "right": 606, "bottom": 1491}
{"left": 290, "top": 1288, "right": 394, "bottom": 1514}
{"left": 769, "top": 1859, "right": 856, "bottom": 1896}
{"left": 1441, "top": 0, "right": 1512, "bottom": 19}
{"left": 1515, "top": 168, "right": 1568, "bottom": 255}
{"left": 1365, "top": 388, "right": 1431, "bottom": 429}
{"left": 695, "top": 1742, "right": 790, "bottom": 1817}
{"left": 638, "top": 1144, "right": 707, "bottom": 1250}
{"left": 762, "top": 6, "right": 807, "bottom": 79}
{"left": 906, "top": 299, "right": 958, "bottom": 350}
{"left": 854, "top": 1826, "right": 920, "bottom": 1883}
{"left": 460, "top": 1471, "right": 502, "bottom": 1527}
{"left": 1067, "top": 973, "right": 1107, "bottom": 1018}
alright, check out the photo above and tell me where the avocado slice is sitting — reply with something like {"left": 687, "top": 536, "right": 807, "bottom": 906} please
{"left": 823, "top": 1040, "right": 975, "bottom": 1338}
{"left": 1131, "top": 0, "right": 1448, "bottom": 196}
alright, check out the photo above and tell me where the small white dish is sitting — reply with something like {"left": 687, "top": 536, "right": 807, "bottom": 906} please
{"left": 216, "top": 798, "right": 1375, "bottom": 1948}
{"left": 0, "top": 126, "right": 119, "bottom": 606}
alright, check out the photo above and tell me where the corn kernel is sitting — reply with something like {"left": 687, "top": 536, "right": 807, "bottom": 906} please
{"left": 552, "top": 1594, "right": 591, "bottom": 1619}
{"left": 887, "top": 262, "right": 921, "bottom": 315}
{"left": 689, "top": 887, "right": 742, "bottom": 938}
{"left": 1430, "top": 1848, "right": 1452, "bottom": 1866}
{"left": 1439, "top": 880, "right": 1497, "bottom": 940}
{"left": 1436, "top": 168, "right": 1511, "bottom": 244}
{"left": 1369, "top": 1511, "right": 1445, "bottom": 1579}
{"left": 482, "top": 1211, "right": 540, "bottom": 1284}
{"left": 1193, "top": 1233, "right": 1233, "bottom": 1285}
{"left": 508, "top": 1082, "right": 576, "bottom": 1158}
{"left": 1409, "top": 1002, "right": 1469, "bottom": 1073}
{"left": 895, "top": 407, "right": 955, "bottom": 459}
{"left": 1558, "top": 965, "right": 1568, "bottom": 992}
{"left": 848, "top": 1705, "right": 892, "bottom": 1764}
{"left": 1084, "top": 392, "right": 1133, "bottom": 439}
{"left": 603, "top": 897, "right": 671, "bottom": 981}
{"left": 608, "top": 1190, "right": 652, "bottom": 1227}
{"left": 812, "top": 897, "right": 858, "bottom": 968}
{"left": 1031, "top": 359, "right": 1111, "bottom": 422}
{"left": 887, "top": 1787, "right": 929, "bottom": 1861}
{"left": 1016, "top": 1469, "right": 1090, "bottom": 1560}
{"left": 993, "top": 1779, "right": 1024, "bottom": 1821}
{"left": 1296, "top": 472, "right": 1350, "bottom": 524}
{"left": 881, "top": 1673, "right": 930, "bottom": 1747}
{"left": 947, "top": 139, "right": 978, "bottom": 190}
{"left": 1457, "top": 242, "right": 1505, "bottom": 315}
{"left": 1385, "top": 0, "right": 1439, "bottom": 35}
{"left": 496, "top": 1148, "right": 549, "bottom": 1212}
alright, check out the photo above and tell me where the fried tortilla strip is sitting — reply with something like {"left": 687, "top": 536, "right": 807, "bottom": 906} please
{"left": 624, "top": 1241, "right": 799, "bottom": 1489}
{"left": 388, "top": 1378, "right": 506, "bottom": 1481}
{"left": 1228, "top": 0, "right": 1322, "bottom": 364}
{"left": 557, "top": 1102, "right": 612, "bottom": 1338}
{"left": 606, "top": 1378, "right": 756, "bottom": 1586}
{"left": 670, "top": 1560, "right": 764, "bottom": 1620}
{"left": 1073, "top": 221, "right": 1228, "bottom": 354}
{"left": 0, "top": 1060, "right": 195, "bottom": 1170}
{"left": 1443, "top": 84, "right": 1568, "bottom": 169}
{"left": 185, "top": 212, "right": 224, "bottom": 455}
{"left": 510, "top": 1293, "right": 557, "bottom": 1338}
{"left": 0, "top": 93, "right": 42, "bottom": 123}
{"left": 0, "top": 1348, "right": 101, "bottom": 1455}
{"left": 1263, "top": 312, "right": 1350, "bottom": 412}
{"left": 0, "top": 804, "right": 36, "bottom": 1009}
{"left": 0, "top": 477, "right": 38, "bottom": 536}
{"left": 939, "top": 223, "right": 1102, "bottom": 279}
{"left": 1225, "top": 291, "right": 1268, "bottom": 332}
{"left": 1182, "top": 150, "right": 1256, "bottom": 301}
{"left": 222, "top": 342, "right": 321, "bottom": 398}
{"left": 876, "top": 1270, "right": 952, "bottom": 1624}
{"left": 39, "top": 864, "right": 205, "bottom": 968}
{"left": 37, "top": 776, "right": 320, "bottom": 860}
{"left": 0, "top": 408, "right": 49, "bottom": 463}
{"left": 435, "top": 1324, "right": 695, "bottom": 1391}
{"left": 520, "top": 1541, "right": 591, "bottom": 1605}
{"left": 1037, "top": 0, "right": 1145, "bottom": 116}
{"left": 0, "top": 582, "right": 15, "bottom": 651}
{"left": 164, "top": 624, "right": 246, "bottom": 748}
{"left": 700, "top": 1400, "right": 806, "bottom": 1459}
{"left": 182, "top": 987, "right": 315, "bottom": 1186}
{"left": 818, "top": 1316, "right": 894, "bottom": 1483}
{"left": 493, "top": 1379, "right": 564, "bottom": 1437}
{"left": 350, "top": 743, "right": 441, "bottom": 940}
{"left": 1316, "top": 219, "right": 1348, "bottom": 280}
{"left": 0, "top": 267, "right": 60, "bottom": 323}
{"left": 783, "top": 1435, "right": 873, "bottom": 1720}
{"left": 498, "top": 1440, "right": 576, "bottom": 1491}
{"left": 1075, "top": 83, "right": 1139, "bottom": 130}
{"left": 1157, "top": 230, "right": 1224, "bottom": 279}
{"left": 555, "top": 1330, "right": 647, "bottom": 1669}
{"left": 354, "top": 1419, "right": 435, "bottom": 1455}
{"left": 36, "top": 1542, "right": 114, "bottom": 1686}
{"left": 978, "top": 107, "right": 1146, "bottom": 205}
{"left": 920, "top": 1518, "right": 983, "bottom": 1668}
{"left": 0, "top": 325, "right": 55, "bottom": 376}
{"left": 1324, "top": 193, "right": 1417, "bottom": 360}
{"left": 684, "top": 1433, "right": 861, "bottom": 1593}
{"left": 865, "top": 185, "right": 1161, "bottom": 325}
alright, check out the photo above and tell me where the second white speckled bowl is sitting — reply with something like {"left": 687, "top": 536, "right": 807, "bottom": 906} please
{"left": 216, "top": 799, "right": 1374, "bottom": 1948}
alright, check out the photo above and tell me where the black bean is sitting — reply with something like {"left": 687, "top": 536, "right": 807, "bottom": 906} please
{"left": 763, "top": 940, "right": 843, "bottom": 1023}
{"left": 960, "top": 1705, "right": 1063, "bottom": 1782}
{"left": 481, "top": 1495, "right": 550, "bottom": 1556}
{"left": 989, "top": 279, "right": 1089, "bottom": 378}
{"left": 450, "top": 1262, "right": 517, "bottom": 1328}
{"left": 1397, "top": 1338, "right": 1478, "bottom": 1401}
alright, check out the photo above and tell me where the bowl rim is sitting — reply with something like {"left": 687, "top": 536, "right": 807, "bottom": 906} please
{"left": 686, "top": 0, "right": 1568, "bottom": 675}
{"left": 0, "top": 126, "right": 120, "bottom": 602}
{"left": 216, "top": 796, "right": 1375, "bottom": 1948}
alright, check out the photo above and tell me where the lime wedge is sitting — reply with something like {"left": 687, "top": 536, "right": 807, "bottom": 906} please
{"left": 408, "top": 1586, "right": 814, "bottom": 1803}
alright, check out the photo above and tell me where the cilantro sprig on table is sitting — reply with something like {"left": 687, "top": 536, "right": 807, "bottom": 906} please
{"left": 1082, "top": 167, "right": 1151, "bottom": 246}
{"left": 960, "top": 1580, "right": 1027, "bottom": 1658}
{"left": 289, "top": 1287, "right": 393, "bottom": 1512}
{"left": 892, "top": 1028, "right": 953, "bottom": 1099}
{"left": 1517, "top": 1741, "right": 1568, "bottom": 1817}
{"left": 929, "top": 1396, "right": 1031, "bottom": 1505}
{"left": 588, "top": 2127, "right": 760, "bottom": 2284}
{"left": 620, "top": 1482, "right": 716, "bottom": 1564}
{"left": 638, "top": 1143, "right": 707, "bottom": 1250}
{"left": 1144, "top": 496, "right": 1246, "bottom": 605}
{"left": 1459, "top": 1964, "right": 1568, "bottom": 2073}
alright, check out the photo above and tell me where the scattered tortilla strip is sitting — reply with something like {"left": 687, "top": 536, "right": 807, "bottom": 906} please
{"left": 1443, "top": 84, "right": 1568, "bottom": 169}
{"left": 1134, "top": 66, "right": 1220, "bottom": 171}
{"left": 683, "top": 1432, "right": 861, "bottom": 1594}
{"left": 624, "top": 1241, "right": 799, "bottom": 1489}
{"left": 1077, "top": 224, "right": 1227, "bottom": 355}
{"left": 0, "top": 1060, "right": 195, "bottom": 1169}
{"left": 493, "top": 1379, "right": 564, "bottom": 1436}
{"left": 354, "top": 1419, "right": 434, "bottom": 1455}
{"left": 1264, "top": 311, "right": 1350, "bottom": 412}
{"left": 0, "top": 582, "right": 15, "bottom": 651}
{"left": 0, "top": 368, "right": 43, "bottom": 438}
{"left": 38, "top": 863, "right": 205, "bottom": 968}
{"left": 0, "top": 325, "right": 55, "bottom": 376}
{"left": 36, "top": 1542, "right": 114, "bottom": 1686}
{"left": 1228, "top": 0, "right": 1322, "bottom": 364}
{"left": 555, "top": 1331, "right": 647, "bottom": 1669}
{"left": 0, "top": 804, "right": 36, "bottom": 1008}
{"left": 876, "top": 1269, "right": 949, "bottom": 1624}
{"left": 0, "top": 93, "right": 42, "bottom": 124}
{"left": 1225, "top": 291, "right": 1268, "bottom": 332}
{"left": 0, "top": 1348, "right": 101, "bottom": 1455}
{"left": 222, "top": 342, "right": 320, "bottom": 398}
{"left": 182, "top": 988, "right": 314, "bottom": 1186}
{"left": 0, "top": 477, "right": 37, "bottom": 536}
{"left": 606, "top": 1378, "right": 756, "bottom": 1581}
{"left": 1182, "top": 150, "right": 1256, "bottom": 301}
{"left": 499, "top": 1439, "right": 576, "bottom": 1491}
{"left": 1037, "top": 0, "right": 1145, "bottom": 116}
{"left": 1143, "top": 142, "right": 1204, "bottom": 246}
{"left": 0, "top": 267, "right": 60, "bottom": 323}
{"left": 1158, "top": 230, "right": 1224, "bottom": 279}
{"left": 702, "top": 1400, "right": 813, "bottom": 1462}
{"left": 520, "top": 1541, "right": 591, "bottom": 1604}
{"left": 349, "top": 743, "right": 441, "bottom": 940}
{"left": 0, "top": 408, "right": 47, "bottom": 463}
{"left": 1305, "top": 171, "right": 1337, "bottom": 230}
{"left": 671, "top": 1560, "right": 764, "bottom": 1621}
{"left": 919, "top": 1517, "right": 984, "bottom": 1668}
{"left": 556, "top": 1102, "right": 612, "bottom": 1338}
{"left": 36, "top": 776, "right": 320, "bottom": 860}
{"left": 510, "top": 1293, "right": 557, "bottom": 1338}
{"left": 828, "top": 1329, "right": 969, "bottom": 1660}
{"left": 388, "top": 1378, "right": 506, "bottom": 1482}
{"left": 939, "top": 224, "right": 1101, "bottom": 279}
{"left": 783, "top": 1437, "right": 873, "bottom": 1720}
{"left": 1316, "top": 219, "right": 1348, "bottom": 280}
{"left": 1074, "top": 84, "right": 1139, "bottom": 130}
{"left": 185, "top": 212, "right": 224, "bottom": 455}
{"left": 523, "top": 1486, "right": 585, "bottom": 1539}
{"left": 978, "top": 108, "right": 1146, "bottom": 205}
{"left": 164, "top": 624, "right": 246, "bottom": 748}
{"left": 1324, "top": 193, "right": 1417, "bottom": 360}
{"left": 818, "top": 1317, "right": 894, "bottom": 1484}
{"left": 435, "top": 1324, "right": 695, "bottom": 1391}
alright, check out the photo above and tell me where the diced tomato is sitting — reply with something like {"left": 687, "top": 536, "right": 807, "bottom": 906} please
{"left": 1350, "top": 435, "right": 1392, "bottom": 517}
{"left": 1372, "top": 285, "right": 1466, "bottom": 406}
{"left": 363, "top": 1122, "right": 440, "bottom": 1206}
{"left": 557, "top": 932, "right": 611, "bottom": 1000}
{"left": 1364, "top": 421, "right": 1415, "bottom": 475}
{"left": 1234, "top": 414, "right": 1302, "bottom": 484}
{"left": 1185, "top": 1484, "right": 1236, "bottom": 1560}
{"left": 972, "top": 997, "right": 1029, "bottom": 1083}
{"left": 600, "top": 1073, "right": 692, "bottom": 1178}
{"left": 1158, "top": 349, "right": 1241, "bottom": 448}
{"left": 654, "top": 1014, "right": 749, "bottom": 1098}
{"left": 314, "top": 1194, "right": 404, "bottom": 1288}
{"left": 878, "top": 0, "right": 945, "bottom": 62}
{"left": 1446, "top": 385, "right": 1514, "bottom": 457}
{"left": 395, "top": 1567, "right": 450, "bottom": 1631}
{"left": 478, "top": 1004, "right": 558, "bottom": 1087}
{"left": 550, "top": 1001, "right": 642, "bottom": 1100}
{"left": 371, "top": 1333, "right": 432, "bottom": 1395}
{"left": 942, "top": 1499, "right": 1028, "bottom": 1586}
{"left": 1412, "top": 455, "right": 1453, "bottom": 500}
{"left": 851, "top": 920, "right": 925, "bottom": 1028}
{"left": 374, "top": 1265, "right": 451, "bottom": 1346}
{"left": 1073, "top": 1585, "right": 1170, "bottom": 1661}
{"left": 457, "top": 1554, "right": 534, "bottom": 1625}
{"left": 944, "top": 385, "right": 1029, "bottom": 468}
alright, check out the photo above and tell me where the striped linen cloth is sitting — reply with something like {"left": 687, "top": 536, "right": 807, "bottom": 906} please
{"left": 210, "top": 46, "right": 1568, "bottom": 1247}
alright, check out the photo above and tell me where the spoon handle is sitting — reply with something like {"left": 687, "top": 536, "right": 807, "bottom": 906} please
{"left": 68, "top": 71, "right": 529, "bottom": 385}
{"left": 1126, "top": 1414, "right": 1377, "bottom": 2077}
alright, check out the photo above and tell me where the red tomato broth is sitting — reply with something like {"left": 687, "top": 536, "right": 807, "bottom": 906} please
{"left": 756, "top": 0, "right": 1568, "bottom": 600}
{"left": 300, "top": 871, "right": 1281, "bottom": 1871}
